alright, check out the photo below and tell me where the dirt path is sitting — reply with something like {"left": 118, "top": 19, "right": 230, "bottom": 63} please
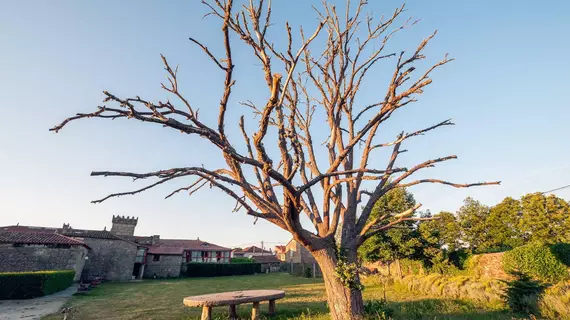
{"left": 0, "top": 286, "right": 76, "bottom": 320}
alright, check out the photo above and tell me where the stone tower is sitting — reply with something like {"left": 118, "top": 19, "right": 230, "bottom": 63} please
{"left": 110, "top": 215, "right": 138, "bottom": 236}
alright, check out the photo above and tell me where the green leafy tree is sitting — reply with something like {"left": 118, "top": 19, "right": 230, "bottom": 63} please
{"left": 457, "top": 197, "right": 490, "bottom": 252}
{"left": 481, "top": 197, "right": 523, "bottom": 251}
{"left": 359, "top": 188, "right": 424, "bottom": 263}
{"left": 519, "top": 193, "right": 570, "bottom": 243}
{"left": 419, "top": 211, "right": 461, "bottom": 252}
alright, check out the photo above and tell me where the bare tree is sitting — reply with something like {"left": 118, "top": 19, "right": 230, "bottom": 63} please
{"left": 51, "top": 1, "right": 499, "bottom": 319}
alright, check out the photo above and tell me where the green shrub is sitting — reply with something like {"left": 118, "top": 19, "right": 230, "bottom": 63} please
{"left": 230, "top": 257, "right": 254, "bottom": 264}
{"left": 502, "top": 242, "right": 569, "bottom": 283}
{"left": 0, "top": 270, "right": 75, "bottom": 299}
{"left": 364, "top": 299, "right": 393, "bottom": 320}
{"left": 183, "top": 263, "right": 261, "bottom": 277}
{"left": 550, "top": 243, "right": 570, "bottom": 267}
{"left": 399, "top": 259, "right": 424, "bottom": 275}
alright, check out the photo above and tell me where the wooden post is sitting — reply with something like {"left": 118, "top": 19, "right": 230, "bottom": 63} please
{"left": 312, "top": 262, "right": 316, "bottom": 278}
{"left": 229, "top": 305, "right": 237, "bottom": 320}
{"left": 268, "top": 299, "right": 276, "bottom": 315}
{"left": 251, "top": 302, "right": 260, "bottom": 320}
{"left": 201, "top": 306, "right": 212, "bottom": 320}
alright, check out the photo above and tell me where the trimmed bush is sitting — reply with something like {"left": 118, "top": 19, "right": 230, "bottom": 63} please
{"left": 183, "top": 263, "right": 261, "bottom": 277}
{"left": 0, "top": 270, "right": 75, "bottom": 299}
{"left": 230, "top": 257, "right": 255, "bottom": 264}
{"left": 503, "top": 242, "right": 569, "bottom": 283}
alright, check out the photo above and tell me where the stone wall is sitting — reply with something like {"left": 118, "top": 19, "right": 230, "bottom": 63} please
{"left": 110, "top": 224, "right": 136, "bottom": 237}
{"left": 469, "top": 252, "right": 510, "bottom": 280}
{"left": 0, "top": 244, "right": 88, "bottom": 281}
{"left": 80, "top": 238, "right": 137, "bottom": 281}
{"left": 144, "top": 254, "right": 182, "bottom": 278}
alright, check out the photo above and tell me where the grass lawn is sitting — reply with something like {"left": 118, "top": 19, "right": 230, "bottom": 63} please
{"left": 42, "top": 273, "right": 520, "bottom": 320}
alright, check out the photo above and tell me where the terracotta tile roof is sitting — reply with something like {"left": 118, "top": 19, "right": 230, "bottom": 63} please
{"left": 251, "top": 255, "right": 281, "bottom": 264}
{"left": 233, "top": 245, "right": 272, "bottom": 254}
{"left": 59, "top": 229, "right": 125, "bottom": 240}
{"left": 0, "top": 231, "right": 89, "bottom": 248}
{"left": 147, "top": 246, "right": 184, "bottom": 255}
{"left": 0, "top": 225, "right": 58, "bottom": 234}
{"left": 0, "top": 225, "right": 137, "bottom": 242}
{"left": 156, "top": 239, "right": 230, "bottom": 251}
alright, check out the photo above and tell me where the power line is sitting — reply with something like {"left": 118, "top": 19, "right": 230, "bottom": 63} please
{"left": 541, "top": 184, "right": 570, "bottom": 194}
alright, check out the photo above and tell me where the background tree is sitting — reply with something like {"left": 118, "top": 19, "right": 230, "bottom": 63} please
{"left": 519, "top": 193, "right": 570, "bottom": 244}
{"left": 51, "top": 1, "right": 498, "bottom": 318}
{"left": 419, "top": 211, "right": 461, "bottom": 252}
{"left": 457, "top": 197, "right": 491, "bottom": 253}
{"left": 359, "top": 188, "right": 425, "bottom": 266}
{"left": 481, "top": 197, "right": 524, "bottom": 251}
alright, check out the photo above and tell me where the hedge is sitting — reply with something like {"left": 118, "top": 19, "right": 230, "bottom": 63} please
{"left": 183, "top": 263, "right": 261, "bottom": 277}
{"left": 502, "top": 242, "right": 569, "bottom": 283}
{"left": 230, "top": 257, "right": 255, "bottom": 264}
{"left": 0, "top": 270, "right": 75, "bottom": 299}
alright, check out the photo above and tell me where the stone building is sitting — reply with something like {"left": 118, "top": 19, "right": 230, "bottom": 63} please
{"left": 281, "top": 239, "right": 321, "bottom": 278}
{"left": 0, "top": 230, "right": 89, "bottom": 281}
{"left": 283, "top": 239, "right": 316, "bottom": 264}
{"left": 60, "top": 227, "right": 138, "bottom": 281}
{"left": 0, "top": 216, "right": 230, "bottom": 281}
{"left": 142, "top": 238, "right": 231, "bottom": 278}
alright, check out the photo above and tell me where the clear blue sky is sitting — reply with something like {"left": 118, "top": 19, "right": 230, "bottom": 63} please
{"left": 1, "top": 0, "right": 569, "bottom": 248}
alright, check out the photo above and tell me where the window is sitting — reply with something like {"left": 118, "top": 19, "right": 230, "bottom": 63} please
{"left": 153, "top": 254, "right": 160, "bottom": 262}
{"left": 135, "top": 248, "right": 147, "bottom": 263}
{"left": 191, "top": 251, "right": 201, "bottom": 262}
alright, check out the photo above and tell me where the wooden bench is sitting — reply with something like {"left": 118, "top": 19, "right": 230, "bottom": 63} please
{"left": 183, "top": 289, "right": 285, "bottom": 320}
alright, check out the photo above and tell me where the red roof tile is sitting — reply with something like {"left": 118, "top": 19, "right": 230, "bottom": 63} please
{"left": 0, "top": 231, "right": 89, "bottom": 248}
{"left": 0, "top": 226, "right": 58, "bottom": 234}
{"left": 147, "top": 246, "right": 184, "bottom": 255}
{"left": 156, "top": 239, "right": 230, "bottom": 251}
{"left": 0, "top": 225, "right": 137, "bottom": 245}
{"left": 233, "top": 246, "right": 272, "bottom": 254}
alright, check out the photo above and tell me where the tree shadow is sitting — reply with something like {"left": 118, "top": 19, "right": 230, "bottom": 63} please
{"left": 221, "top": 297, "right": 520, "bottom": 320}
{"left": 502, "top": 272, "right": 548, "bottom": 318}
{"left": 389, "top": 298, "right": 519, "bottom": 320}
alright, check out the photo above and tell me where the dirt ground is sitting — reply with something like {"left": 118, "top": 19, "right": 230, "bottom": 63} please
{"left": 0, "top": 286, "right": 76, "bottom": 320}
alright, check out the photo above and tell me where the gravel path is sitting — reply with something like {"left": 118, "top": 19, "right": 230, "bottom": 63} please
{"left": 0, "top": 286, "right": 76, "bottom": 320}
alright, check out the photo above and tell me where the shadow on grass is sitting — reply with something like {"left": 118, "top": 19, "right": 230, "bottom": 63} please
{"left": 388, "top": 299, "right": 519, "bottom": 320}
{"left": 188, "top": 298, "right": 518, "bottom": 320}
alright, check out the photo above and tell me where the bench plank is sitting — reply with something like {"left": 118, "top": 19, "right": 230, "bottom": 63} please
{"left": 183, "top": 290, "right": 285, "bottom": 307}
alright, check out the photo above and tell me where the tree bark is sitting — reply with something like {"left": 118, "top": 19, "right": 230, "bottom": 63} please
{"left": 313, "top": 248, "right": 364, "bottom": 320}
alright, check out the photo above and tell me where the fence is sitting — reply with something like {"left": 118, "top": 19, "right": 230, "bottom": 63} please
{"left": 280, "top": 261, "right": 322, "bottom": 278}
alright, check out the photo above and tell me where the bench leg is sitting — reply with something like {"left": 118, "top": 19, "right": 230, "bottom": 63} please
{"left": 229, "top": 305, "right": 237, "bottom": 320}
{"left": 201, "top": 306, "right": 212, "bottom": 320}
{"left": 251, "top": 302, "right": 260, "bottom": 320}
{"left": 268, "top": 299, "right": 276, "bottom": 315}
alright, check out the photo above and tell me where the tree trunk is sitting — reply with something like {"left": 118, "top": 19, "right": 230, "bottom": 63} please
{"left": 313, "top": 248, "right": 364, "bottom": 320}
